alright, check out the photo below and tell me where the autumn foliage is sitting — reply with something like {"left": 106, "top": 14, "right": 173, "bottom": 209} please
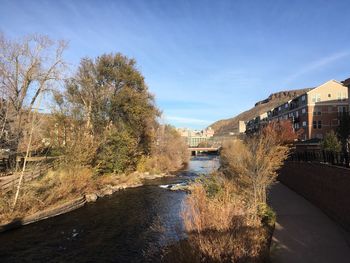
{"left": 262, "top": 119, "right": 301, "bottom": 145}
{"left": 174, "top": 120, "right": 296, "bottom": 262}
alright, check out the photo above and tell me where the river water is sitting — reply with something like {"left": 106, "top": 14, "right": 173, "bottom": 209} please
{"left": 0, "top": 155, "right": 219, "bottom": 263}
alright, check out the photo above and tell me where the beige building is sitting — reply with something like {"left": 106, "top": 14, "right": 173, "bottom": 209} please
{"left": 342, "top": 77, "right": 350, "bottom": 108}
{"left": 238, "top": 120, "right": 246, "bottom": 133}
{"left": 176, "top": 127, "right": 215, "bottom": 147}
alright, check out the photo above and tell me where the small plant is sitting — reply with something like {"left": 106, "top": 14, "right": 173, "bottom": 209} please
{"left": 321, "top": 130, "right": 341, "bottom": 153}
{"left": 198, "top": 174, "right": 223, "bottom": 198}
{"left": 257, "top": 203, "right": 276, "bottom": 227}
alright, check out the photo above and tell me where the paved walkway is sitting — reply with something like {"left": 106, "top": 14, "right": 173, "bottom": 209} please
{"left": 268, "top": 182, "right": 350, "bottom": 263}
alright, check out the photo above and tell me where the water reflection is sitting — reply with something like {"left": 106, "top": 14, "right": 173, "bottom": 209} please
{"left": 187, "top": 155, "right": 220, "bottom": 175}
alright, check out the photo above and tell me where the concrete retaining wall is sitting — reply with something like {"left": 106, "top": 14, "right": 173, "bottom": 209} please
{"left": 278, "top": 161, "right": 350, "bottom": 231}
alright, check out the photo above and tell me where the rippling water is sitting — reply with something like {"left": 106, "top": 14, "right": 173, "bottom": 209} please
{"left": 0, "top": 155, "right": 219, "bottom": 262}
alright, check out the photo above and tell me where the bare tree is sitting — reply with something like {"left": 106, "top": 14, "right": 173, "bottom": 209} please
{"left": 0, "top": 32, "right": 67, "bottom": 152}
{"left": 221, "top": 129, "right": 290, "bottom": 214}
{"left": 0, "top": 33, "right": 67, "bottom": 208}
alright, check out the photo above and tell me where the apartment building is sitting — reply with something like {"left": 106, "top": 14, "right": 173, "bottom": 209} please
{"left": 246, "top": 112, "right": 268, "bottom": 133}
{"left": 246, "top": 80, "right": 349, "bottom": 140}
{"left": 343, "top": 78, "right": 350, "bottom": 87}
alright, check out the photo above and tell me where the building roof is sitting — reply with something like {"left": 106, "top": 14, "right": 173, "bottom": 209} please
{"left": 342, "top": 77, "right": 350, "bottom": 87}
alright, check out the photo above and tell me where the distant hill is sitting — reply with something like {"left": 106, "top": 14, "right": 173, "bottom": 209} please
{"left": 210, "top": 88, "right": 312, "bottom": 135}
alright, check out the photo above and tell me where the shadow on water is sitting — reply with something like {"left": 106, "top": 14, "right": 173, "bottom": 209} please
{"left": 0, "top": 155, "right": 219, "bottom": 263}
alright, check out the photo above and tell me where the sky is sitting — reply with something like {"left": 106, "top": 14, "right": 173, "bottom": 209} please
{"left": 1, "top": 0, "right": 349, "bottom": 129}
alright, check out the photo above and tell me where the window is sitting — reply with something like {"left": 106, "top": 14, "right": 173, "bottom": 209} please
{"left": 328, "top": 106, "right": 333, "bottom": 113}
{"left": 302, "top": 108, "right": 306, "bottom": 114}
{"left": 296, "top": 111, "right": 299, "bottom": 117}
{"left": 302, "top": 121, "right": 307, "bottom": 127}
{"left": 328, "top": 93, "right": 331, "bottom": 98}
{"left": 318, "top": 120, "right": 322, "bottom": 129}
{"left": 337, "top": 92, "right": 346, "bottom": 101}
{"left": 338, "top": 106, "right": 347, "bottom": 113}
{"left": 313, "top": 108, "right": 322, "bottom": 115}
{"left": 312, "top": 94, "right": 321, "bottom": 102}
{"left": 313, "top": 121, "right": 317, "bottom": 129}
{"left": 301, "top": 95, "right": 306, "bottom": 101}
{"left": 278, "top": 106, "right": 281, "bottom": 111}
{"left": 285, "top": 103, "right": 288, "bottom": 108}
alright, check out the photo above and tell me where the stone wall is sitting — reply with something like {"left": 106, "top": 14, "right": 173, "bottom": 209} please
{"left": 278, "top": 161, "right": 350, "bottom": 231}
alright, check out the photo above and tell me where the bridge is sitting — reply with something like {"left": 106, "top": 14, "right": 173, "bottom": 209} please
{"left": 188, "top": 147, "right": 221, "bottom": 156}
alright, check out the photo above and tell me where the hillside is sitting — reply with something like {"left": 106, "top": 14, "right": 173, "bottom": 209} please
{"left": 210, "top": 88, "right": 312, "bottom": 135}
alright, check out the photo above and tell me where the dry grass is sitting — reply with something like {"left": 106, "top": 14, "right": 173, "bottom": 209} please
{"left": 0, "top": 167, "right": 94, "bottom": 224}
{"left": 162, "top": 175, "right": 270, "bottom": 263}
{"left": 96, "top": 172, "right": 141, "bottom": 188}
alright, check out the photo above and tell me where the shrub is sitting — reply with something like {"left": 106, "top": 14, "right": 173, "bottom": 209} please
{"left": 221, "top": 132, "right": 289, "bottom": 213}
{"left": 321, "top": 130, "right": 341, "bottom": 153}
{"left": 94, "top": 129, "right": 139, "bottom": 174}
{"left": 172, "top": 175, "right": 268, "bottom": 262}
{"left": 139, "top": 125, "right": 189, "bottom": 173}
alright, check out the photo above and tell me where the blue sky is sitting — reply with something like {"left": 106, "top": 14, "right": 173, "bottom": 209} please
{"left": 1, "top": 0, "right": 349, "bottom": 129}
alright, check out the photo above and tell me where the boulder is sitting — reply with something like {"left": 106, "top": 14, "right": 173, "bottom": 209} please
{"left": 85, "top": 193, "right": 98, "bottom": 202}
{"left": 102, "top": 188, "right": 113, "bottom": 196}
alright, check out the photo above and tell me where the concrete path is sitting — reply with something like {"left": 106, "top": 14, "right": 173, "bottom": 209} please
{"left": 268, "top": 182, "right": 350, "bottom": 263}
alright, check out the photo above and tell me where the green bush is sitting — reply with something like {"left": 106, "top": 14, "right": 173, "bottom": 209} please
{"left": 94, "top": 129, "right": 139, "bottom": 174}
{"left": 199, "top": 174, "right": 224, "bottom": 198}
{"left": 258, "top": 203, "right": 276, "bottom": 227}
{"left": 321, "top": 130, "right": 341, "bottom": 153}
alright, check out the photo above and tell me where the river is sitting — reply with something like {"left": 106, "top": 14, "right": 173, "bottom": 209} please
{"left": 0, "top": 155, "right": 219, "bottom": 263}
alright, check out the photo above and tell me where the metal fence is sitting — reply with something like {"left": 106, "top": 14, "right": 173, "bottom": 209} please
{"left": 288, "top": 150, "right": 350, "bottom": 168}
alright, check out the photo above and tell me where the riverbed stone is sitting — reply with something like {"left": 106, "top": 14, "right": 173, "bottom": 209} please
{"left": 102, "top": 188, "right": 113, "bottom": 196}
{"left": 85, "top": 193, "right": 98, "bottom": 202}
{"left": 111, "top": 185, "right": 121, "bottom": 192}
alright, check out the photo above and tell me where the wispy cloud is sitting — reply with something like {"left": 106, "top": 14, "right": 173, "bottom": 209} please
{"left": 164, "top": 116, "right": 213, "bottom": 125}
{"left": 285, "top": 51, "right": 350, "bottom": 84}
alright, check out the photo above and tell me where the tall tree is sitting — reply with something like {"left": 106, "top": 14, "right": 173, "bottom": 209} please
{"left": 64, "top": 53, "right": 159, "bottom": 170}
{"left": 0, "top": 33, "right": 67, "bottom": 151}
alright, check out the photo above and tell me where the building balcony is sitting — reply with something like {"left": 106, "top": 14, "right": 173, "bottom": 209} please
{"left": 293, "top": 117, "right": 300, "bottom": 123}
{"left": 289, "top": 103, "right": 299, "bottom": 110}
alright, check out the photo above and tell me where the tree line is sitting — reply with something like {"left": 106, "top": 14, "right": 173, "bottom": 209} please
{"left": 0, "top": 33, "right": 188, "bottom": 216}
